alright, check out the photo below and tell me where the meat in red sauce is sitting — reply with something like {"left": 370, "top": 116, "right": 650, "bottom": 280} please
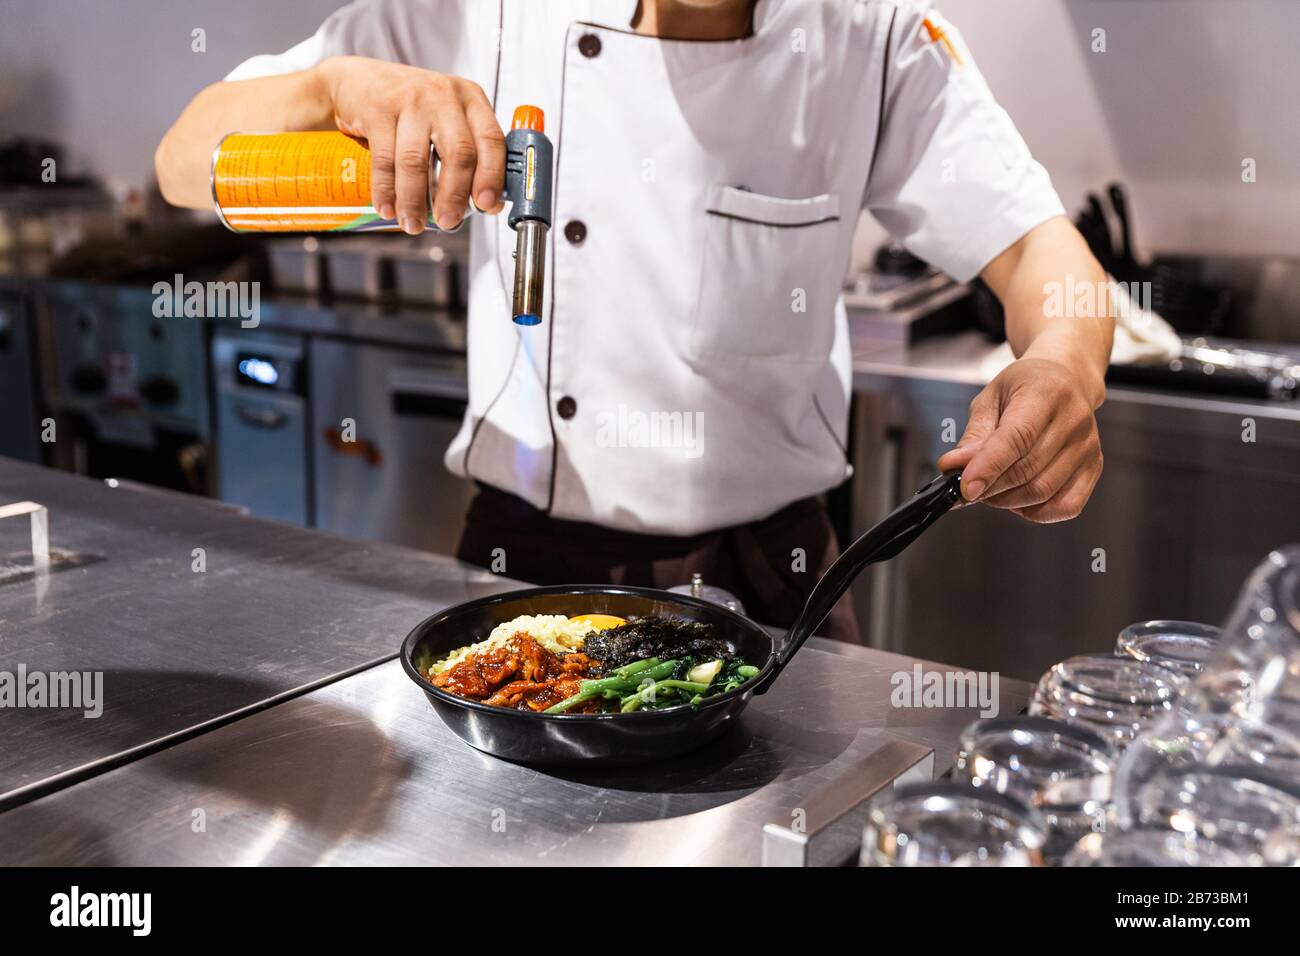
{"left": 432, "top": 633, "right": 599, "bottom": 712}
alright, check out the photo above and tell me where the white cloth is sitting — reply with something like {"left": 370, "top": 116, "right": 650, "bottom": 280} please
{"left": 977, "top": 277, "right": 1183, "bottom": 381}
{"left": 227, "top": 0, "right": 1065, "bottom": 535}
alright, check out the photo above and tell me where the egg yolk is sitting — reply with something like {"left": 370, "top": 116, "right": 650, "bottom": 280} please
{"left": 570, "top": 613, "right": 627, "bottom": 631}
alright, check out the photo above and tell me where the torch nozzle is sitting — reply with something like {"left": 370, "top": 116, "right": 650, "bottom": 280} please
{"left": 511, "top": 219, "right": 547, "bottom": 326}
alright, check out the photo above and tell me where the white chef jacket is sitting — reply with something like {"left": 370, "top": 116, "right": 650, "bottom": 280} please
{"left": 227, "top": 0, "right": 1065, "bottom": 536}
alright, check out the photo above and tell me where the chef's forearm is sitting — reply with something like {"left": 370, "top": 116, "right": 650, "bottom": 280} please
{"left": 155, "top": 66, "right": 335, "bottom": 210}
{"left": 981, "top": 216, "right": 1114, "bottom": 408}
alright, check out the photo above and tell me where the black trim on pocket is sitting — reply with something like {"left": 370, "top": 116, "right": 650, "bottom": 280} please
{"left": 704, "top": 209, "right": 841, "bottom": 229}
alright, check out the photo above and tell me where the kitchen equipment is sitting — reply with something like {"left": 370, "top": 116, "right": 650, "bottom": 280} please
{"left": 1095, "top": 184, "right": 1235, "bottom": 336}
{"left": 667, "top": 571, "right": 745, "bottom": 614}
{"left": 212, "top": 330, "right": 310, "bottom": 526}
{"left": 980, "top": 184, "right": 1237, "bottom": 341}
{"left": 972, "top": 188, "right": 1124, "bottom": 343}
{"left": 1029, "top": 654, "right": 1188, "bottom": 750}
{"left": 871, "top": 240, "right": 927, "bottom": 280}
{"left": 266, "top": 237, "right": 323, "bottom": 294}
{"left": 1116, "top": 620, "right": 1222, "bottom": 676}
{"left": 388, "top": 233, "right": 467, "bottom": 308}
{"left": 0, "top": 137, "right": 64, "bottom": 187}
{"left": 319, "top": 238, "right": 388, "bottom": 300}
{"left": 211, "top": 105, "right": 553, "bottom": 327}
{"left": 955, "top": 715, "right": 1115, "bottom": 863}
{"left": 41, "top": 282, "right": 210, "bottom": 490}
{"left": 1106, "top": 337, "right": 1300, "bottom": 400}
{"left": 0, "top": 288, "right": 42, "bottom": 462}
{"left": 845, "top": 261, "right": 955, "bottom": 311}
{"left": 504, "top": 105, "right": 553, "bottom": 326}
{"left": 46, "top": 222, "right": 255, "bottom": 285}
{"left": 1107, "top": 183, "right": 1134, "bottom": 273}
{"left": 845, "top": 241, "right": 971, "bottom": 350}
{"left": 310, "top": 338, "right": 473, "bottom": 555}
{"left": 1084, "top": 192, "right": 1114, "bottom": 265}
{"left": 860, "top": 779, "right": 1048, "bottom": 866}
{"left": 1146, "top": 257, "right": 1236, "bottom": 337}
{"left": 399, "top": 472, "right": 963, "bottom": 765}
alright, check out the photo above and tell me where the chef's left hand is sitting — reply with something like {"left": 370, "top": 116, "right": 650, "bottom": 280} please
{"left": 937, "top": 356, "right": 1103, "bottom": 523}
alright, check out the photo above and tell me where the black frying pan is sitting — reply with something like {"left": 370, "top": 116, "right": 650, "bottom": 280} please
{"left": 400, "top": 472, "right": 963, "bottom": 765}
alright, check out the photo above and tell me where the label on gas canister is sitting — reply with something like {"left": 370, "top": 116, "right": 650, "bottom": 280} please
{"left": 211, "top": 131, "right": 435, "bottom": 233}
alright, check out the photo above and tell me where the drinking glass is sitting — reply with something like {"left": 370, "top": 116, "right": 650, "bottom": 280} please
{"left": 956, "top": 715, "right": 1116, "bottom": 863}
{"left": 1114, "top": 708, "right": 1300, "bottom": 865}
{"left": 1111, "top": 548, "right": 1300, "bottom": 866}
{"left": 1117, "top": 620, "right": 1222, "bottom": 677}
{"left": 1030, "top": 654, "right": 1188, "bottom": 750}
{"left": 1062, "top": 829, "right": 1248, "bottom": 867}
{"left": 1190, "top": 546, "right": 1300, "bottom": 717}
{"left": 860, "top": 780, "right": 1047, "bottom": 867}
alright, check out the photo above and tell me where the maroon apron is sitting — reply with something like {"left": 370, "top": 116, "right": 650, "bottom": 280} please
{"left": 456, "top": 483, "right": 861, "bottom": 644}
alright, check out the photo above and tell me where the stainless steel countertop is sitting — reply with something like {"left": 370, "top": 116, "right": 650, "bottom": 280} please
{"left": 0, "top": 648, "right": 1030, "bottom": 866}
{"left": 0, "top": 457, "right": 513, "bottom": 809}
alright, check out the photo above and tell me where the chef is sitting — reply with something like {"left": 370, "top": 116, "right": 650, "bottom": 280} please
{"left": 157, "top": 0, "right": 1113, "bottom": 642}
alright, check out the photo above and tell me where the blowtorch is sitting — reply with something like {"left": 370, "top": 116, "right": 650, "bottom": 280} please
{"left": 211, "top": 102, "right": 555, "bottom": 327}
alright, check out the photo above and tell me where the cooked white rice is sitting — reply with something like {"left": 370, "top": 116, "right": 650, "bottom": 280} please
{"left": 429, "top": 614, "right": 597, "bottom": 675}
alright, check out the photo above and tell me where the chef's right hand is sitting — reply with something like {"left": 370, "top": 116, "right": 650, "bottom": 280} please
{"left": 317, "top": 56, "right": 506, "bottom": 234}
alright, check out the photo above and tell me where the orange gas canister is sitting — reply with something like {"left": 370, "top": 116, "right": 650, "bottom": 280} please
{"left": 212, "top": 107, "right": 555, "bottom": 326}
{"left": 211, "top": 130, "right": 434, "bottom": 233}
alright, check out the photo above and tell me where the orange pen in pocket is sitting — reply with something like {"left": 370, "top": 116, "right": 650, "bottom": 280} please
{"left": 923, "top": 16, "right": 965, "bottom": 67}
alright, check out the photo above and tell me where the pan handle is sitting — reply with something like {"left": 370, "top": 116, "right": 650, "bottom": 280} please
{"left": 753, "top": 471, "right": 963, "bottom": 695}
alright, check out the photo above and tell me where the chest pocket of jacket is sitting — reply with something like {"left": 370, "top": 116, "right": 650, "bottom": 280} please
{"left": 690, "top": 185, "right": 843, "bottom": 365}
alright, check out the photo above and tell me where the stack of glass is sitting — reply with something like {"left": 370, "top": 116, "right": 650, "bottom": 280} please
{"left": 1062, "top": 829, "right": 1249, "bottom": 867}
{"left": 1116, "top": 620, "right": 1222, "bottom": 677}
{"left": 1113, "top": 546, "right": 1300, "bottom": 867}
{"left": 956, "top": 716, "right": 1116, "bottom": 863}
{"left": 860, "top": 780, "right": 1047, "bottom": 867}
{"left": 859, "top": 548, "right": 1300, "bottom": 867}
{"left": 1029, "top": 653, "right": 1188, "bottom": 750}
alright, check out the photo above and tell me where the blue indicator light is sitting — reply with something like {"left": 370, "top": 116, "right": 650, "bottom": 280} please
{"left": 238, "top": 357, "right": 279, "bottom": 386}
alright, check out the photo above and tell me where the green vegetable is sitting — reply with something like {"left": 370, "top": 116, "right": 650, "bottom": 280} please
{"left": 628, "top": 659, "right": 679, "bottom": 684}
{"left": 620, "top": 679, "right": 670, "bottom": 712}
{"left": 611, "top": 658, "right": 661, "bottom": 680}
{"left": 686, "top": 659, "right": 723, "bottom": 685}
{"left": 654, "top": 679, "right": 712, "bottom": 694}
{"left": 544, "top": 659, "right": 680, "bottom": 713}
{"left": 544, "top": 651, "right": 760, "bottom": 715}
